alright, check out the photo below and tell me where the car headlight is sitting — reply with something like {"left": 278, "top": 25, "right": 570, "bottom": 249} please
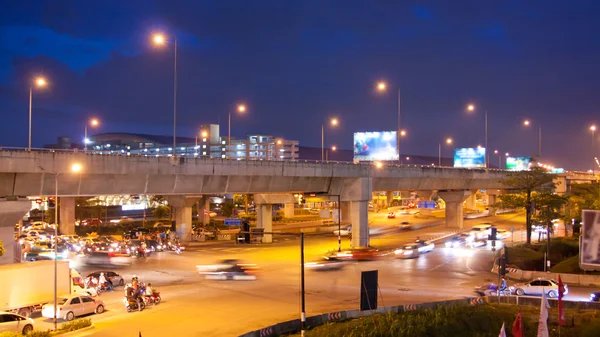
{"left": 394, "top": 249, "right": 403, "bottom": 255}
{"left": 591, "top": 294, "right": 596, "bottom": 298}
{"left": 403, "top": 250, "right": 413, "bottom": 256}
{"left": 157, "top": 245, "right": 162, "bottom": 249}
{"left": 445, "top": 242, "right": 452, "bottom": 247}
{"left": 452, "top": 242, "right": 460, "bottom": 248}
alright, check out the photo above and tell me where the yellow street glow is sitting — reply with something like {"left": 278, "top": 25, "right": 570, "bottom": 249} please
{"left": 375, "top": 161, "right": 383, "bottom": 168}
{"left": 377, "top": 81, "right": 386, "bottom": 91}
{"left": 71, "top": 163, "right": 82, "bottom": 173}
{"left": 201, "top": 131, "right": 208, "bottom": 138}
{"left": 400, "top": 130, "right": 406, "bottom": 136}
{"left": 467, "top": 104, "right": 475, "bottom": 111}
{"left": 523, "top": 120, "right": 530, "bottom": 126}
{"left": 330, "top": 118, "right": 338, "bottom": 126}
{"left": 238, "top": 104, "right": 246, "bottom": 113}
{"left": 35, "top": 77, "right": 47, "bottom": 87}
{"left": 90, "top": 118, "right": 99, "bottom": 126}
{"left": 153, "top": 34, "right": 166, "bottom": 45}
{"left": 331, "top": 146, "right": 337, "bottom": 151}
{"left": 446, "top": 138, "right": 452, "bottom": 144}
{"left": 591, "top": 125, "right": 597, "bottom": 131}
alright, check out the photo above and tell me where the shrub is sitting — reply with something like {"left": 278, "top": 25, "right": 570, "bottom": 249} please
{"left": 58, "top": 318, "right": 92, "bottom": 332}
{"left": 506, "top": 246, "right": 544, "bottom": 270}
{"left": 26, "top": 331, "right": 51, "bottom": 337}
{"left": 0, "top": 332, "right": 24, "bottom": 337}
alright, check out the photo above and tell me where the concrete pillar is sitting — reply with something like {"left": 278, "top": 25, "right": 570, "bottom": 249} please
{"left": 465, "top": 192, "right": 477, "bottom": 210}
{"left": 416, "top": 191, "right": 433, "bottom": 201}
{"left": 341, "top": 201, "right": 351, "bottom": 223}
{"left": 59, "top": 197, "right": 76, "bottom": 235}
{"left": 386, "top": 191, "right": 394, "bottom": 207}
{"left": 284, "top": 203, "right": 295, "bottom": 218}
{"left": 197, "top": 197, "right": 210, "bottom": 225}
{"left": 0, "top": 198, "right": 31, "bottom": 264}
{"left": 488, "top": 194, "right": 497, "bottom": 216}
{"left": 351, "top": 201, "right": 369, "bottom": 247}
{"left": 438, "top": 190, "right": 472, "bottom": 229}
{"left": 167, "top": 196, "right": 201, "bottom": 242}
{"left": 256, "top": 204, "right": 273, "bottom": 243}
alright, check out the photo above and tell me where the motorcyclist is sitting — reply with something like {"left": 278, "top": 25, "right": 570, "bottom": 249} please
{"left": 499, "top": 278, "right": 508, "bottom": 292}
{"left": 144, "top": 283, "right": 154, "bottom": 298}
{"left": 98, "top": 272, "right": 112, "bottom": 291}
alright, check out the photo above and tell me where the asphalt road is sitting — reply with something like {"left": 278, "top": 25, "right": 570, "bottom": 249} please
{"left": 28, "top": 212, "right": 594, "bottom": 337}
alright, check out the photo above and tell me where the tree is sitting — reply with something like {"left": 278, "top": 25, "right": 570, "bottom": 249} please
{"left": 569, "top": 182, "right": 600, "bottom": 215}
{"left": 75, "top": 197, "right": 106, "bottom": 220}
{"left": 500, "top": 166, "right": 557, "bottom": 244}
{"left": 222, "top": 201, "right": 235, "bottom": 217}
{"left": 152, "top": 205, "right": 170, "bottom": 219}
{"left": 531, "top": 192, "right": 568, "bottom": 229}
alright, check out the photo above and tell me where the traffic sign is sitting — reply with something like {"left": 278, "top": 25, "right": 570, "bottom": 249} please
{"left": 224, "top": 218, "right": 243, "bottom": 226}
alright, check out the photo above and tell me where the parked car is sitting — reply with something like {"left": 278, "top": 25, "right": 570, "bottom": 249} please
{"left": 511, "top": 278, "right": 568, "bottom": 298}
{"left": 0, "top": 312, "right": 34, "bottom": 334}
{"left": 333, "top": 226, "right": 351, "bottom": 237}
{"left": 41, "top": 295, "right": 105, "bottom": 321}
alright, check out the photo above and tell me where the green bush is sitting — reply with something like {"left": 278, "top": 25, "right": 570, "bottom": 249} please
{"left": 550, "top": 255, "right": 581, "bottom": 273}
{"left": 58, "top": 318, "right": 92, "bottom": 332}
{"left": 580, "top": 318, "right": 600, "bottom": 337}
{"left": 26, "top": 331, "right": 51, "bottom": 337}
{"left": 0, "top": 332, "right": 24, "bottom": 337}
{"left": 506, "top": 246, "right": 544, "bottom": 270}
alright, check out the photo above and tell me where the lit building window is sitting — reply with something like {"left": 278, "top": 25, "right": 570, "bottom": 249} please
{"left": 202, "top": 151, "right": 207, "bottom": 155}
{"left": 202, "top": 138, "right": 207, "bottom": 142}
{"left": 222, "top": 148, "right": 225, "bottom": 151}
{"left": 221, "top": 141, "right": 226, "bottom": 144}
{"left": 203, "top": 145, "right": 206, "bottom": 149}
{"left": 221, "top": 154, "right": 226, "bottom": 158}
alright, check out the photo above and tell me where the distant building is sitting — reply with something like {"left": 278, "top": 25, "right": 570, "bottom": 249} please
{"left": 45, "top": 126, "right": 299, "bottom": 161}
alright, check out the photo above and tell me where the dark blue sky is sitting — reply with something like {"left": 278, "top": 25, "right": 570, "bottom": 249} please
{"left": 1, "top": 1, "right": 599, "bottom": 170}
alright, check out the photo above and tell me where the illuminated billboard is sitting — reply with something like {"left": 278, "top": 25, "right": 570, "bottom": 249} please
{"left": 506, "top": 157, "right": 531, "bottom": 171}
{"left": 580, "top": 210, "right": 600, "bottom": 270}
{"left": 353, "top": 131, "right": 398, "bottom": 161}
{"left": 453, "top": 148, "right": 486, "bottom": 168}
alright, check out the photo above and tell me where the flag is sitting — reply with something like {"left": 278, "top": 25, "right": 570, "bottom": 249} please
{"left": 558, "top": 275, "right": 565, "bottom": 326}
{"left": 512, "top": 309, "right": 524, "bottom": 337}
{"left": 537, "top": 291, "right": 550, "bottom": 337}
{"left": 498, "top": 322, "right": 507, "bottom": 337}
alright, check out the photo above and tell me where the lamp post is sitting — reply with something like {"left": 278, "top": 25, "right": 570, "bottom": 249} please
{"left": 376, "top": 81, "right": 404, "bottom": 163}
{"left": 523, "top": 119, "right": 542, "bottom": 158}
{"left": 467, "top": 104, "right": 488, "bottom": 167}
{"left": 152, "top": 33, "right": 178, "bottom": 154}
{"left": 493, "top": 150, "right": 501, "bottom": 169}
{"left": 326, "top": 145, "right": 337, "bottom": 162}
{"left": 438, "top": 138, "right": 452, "bottom": 166}
{"left": 83, "top": 118, "right": 99, "bottom": 152}
{"left": 591, "top": 125, "right": 597, "bottom": 174}
{"left": 28, "top": 77, "right": 47, "bottom": 151}
{"left": 38, "top": 163, "right": 82, "bottom": 331}
{"left": 321, "top": 118, "right": 338, "bottom": 162}
{"left": 228, "top": 104, "right": 246, "bottom": 158}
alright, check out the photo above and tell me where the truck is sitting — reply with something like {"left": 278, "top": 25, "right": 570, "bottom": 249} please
{"left": 0, "top": 260, "right": 92, "bottom": 317}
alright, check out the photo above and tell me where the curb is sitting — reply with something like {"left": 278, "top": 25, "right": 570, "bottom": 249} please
{"left": 238, "top": 298, "right": 487, "bottom": 337}
{"left": 52, "top": 324, "right": 95, "bottom": 336}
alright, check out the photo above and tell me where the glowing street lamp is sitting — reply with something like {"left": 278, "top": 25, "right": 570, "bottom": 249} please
{"left": 438, "top": 138, "right": 453, "bottom": 166}
{"left": 228, "top": 104, "right": 247, "bottom": 158}
{"left": 151, "top": 32, "right": 178, "bottom": 153}
{"left": 375, "top": 80, "right": 404, "bottom": 163}
{"left": 522, "top": 119, "right": 541, "bottom": 157}
{"left": 591, "top": 125, "right": 597, "bottom": 174}
{"left": 466, "top": 103, "right": 488, "bottom": 167}
{"left": 84, "top": 118, "right": 100, "bottom": 152}
{"left": 28, "top": 76, "right": 48, "bottom": 151}
{"left": 322, "top": 117, "right": 339, "bottom": 162}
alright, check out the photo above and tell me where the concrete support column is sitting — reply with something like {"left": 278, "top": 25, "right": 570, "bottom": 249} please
{"left": 438, "top": 190, "right": 472, "bottom": 229}
{"left": 197, "top": 197, "right": 210, "bottom": 225}
{"left": 59, "top": 197, "right": 75, "bottom": 235}
{"left": 167, "top": 196, "right": 201, "bottom": 242}
{"left": 340, "top": 201, "right": 351, "bottom": 223}
{"left": 256, "top": 204, "right": 273, "bottom": 243}
{"left": 0, "top": 198, "right": 31, "bottom": 264}
{"left": 488, "top": 194, "right": 497, "bottom": 216}
{"left": 351, "top": 201, "right": 369, "bottom": 247}
{"left": 385, "top": 191, "right": 394, "bottom": 207}
{"left": 416, "top": 191, "right": 433, "bottom": 201}
{"left": 464, "top": 190, "right": 478, "bottom": 210}
{"left": 174, "top": 206, "right": 192, "bottom": 241}
{"left": 284, "top": 203, "right": 295, "bottom": 219}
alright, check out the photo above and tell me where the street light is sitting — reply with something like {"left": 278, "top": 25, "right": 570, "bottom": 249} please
{"left": 321, "top": 118, "right": 339, "bottom": 162}
{"left": 438, "top": 138, "right": 452, "bottom": 166}
{"left": 591, "top": 125, "right": 597, "bottom": 174}
{"left": 28, "top": 76, "right": 48, "bottom": 151}
{"left": 228, "top": 104, "right": 247, "bottom": 158}
{"left": 466, "top": 104, "right": 488, "bottom": 167}
{"left": 494, "top": 149, "right": 501, "bottom": 169}
{"left": 326, "top": 145, "right": 337, "bottom": 162}
{"left": 84, "top": 118, "right": 99, "bottom": 152}
{"left": 38, "top": 163, "right": 82, "bottom": 331}
{"left": 151, "top": 32, "right": 178, "bottom": 154}
{"left": 523, "top": 119, "right": 542, "bottom": 157}
{"left": 375, "top": 81, "right": 403, "bottom": 163}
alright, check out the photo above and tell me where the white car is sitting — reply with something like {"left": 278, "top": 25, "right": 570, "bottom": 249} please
{"left": 414, "top": 240, "right": 435, "bottom": 253}
{"left": 333, "top": 226, "right": 351, "bottom": 236}
{"left": 0, "top": 312, "right": 34, "bottom": 334}
{"left": 511, "top": 278, "right": 568, "bottom": 298}
{"left": 42, "top": 295, "right": 105, "bottom": 321}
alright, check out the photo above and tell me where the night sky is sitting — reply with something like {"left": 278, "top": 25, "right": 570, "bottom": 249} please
{"left": 1, "top": 1, "right": 599, "bottom": 170}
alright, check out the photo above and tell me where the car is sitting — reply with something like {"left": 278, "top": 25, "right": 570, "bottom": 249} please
{"left": 394, "top": 244, "right": 420, "bottom": 259}
{"left": 80, "top": 218, "right": 103, "bottom": 227}
{"left": 196, "top": 259, "right": 259, "bottom": 280}
{"left": 146, "top": 240, "right": 164, "bottom": 252}
{"left": 82, "top": 251, "right": 132, "bottom": 267}
{"left": 387, "top": 212, "right": 396, "bottom": 219}
{"left": 327, "top": 247, "right": 384, "bottom": 261}
{"left": 470, "top": 224, "right": 493, "bottom": 240}
{"left": 87, "top": 271, "right": 125, "bottom": 287}
{"left": 305, "top": 257, "right": 347, "bottom": 271}
{"left": 0, "top": 312, "right": 34, "bottom": 334}
{"left": 511, "top": 278, "right": 568, "bottom": 298}
{"left": 445, "top": 236, "right": 466, "bottom": 248}
{"left": 333, "top": 226, "right": 351, "bottom": 236}
{"left": 590, "top": 291, "right": 600, "bottom": 302}
{"left": 399, "top": 221, "right": 412, "bottom": 230}
{"left": 414, "top": 240, "right": 435, "bottom": 253}
{"left": 42, "top": 295, "right": 105, "bottom": 321}
{"left": 496, "top": 229, "right": 511, "bottom": 240}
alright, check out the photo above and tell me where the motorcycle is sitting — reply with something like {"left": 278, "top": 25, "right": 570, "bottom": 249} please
{"left": 123, "top": 296, "right": 145, "bottom": 312}
{"left": 142, "top": 291, "right": 162, "bottom": 305}
{"left": 96, "top": 282, "right": 113, "bottom": 294}
{"left": 474, "top": 283, "right": 512, "bottom": 297}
